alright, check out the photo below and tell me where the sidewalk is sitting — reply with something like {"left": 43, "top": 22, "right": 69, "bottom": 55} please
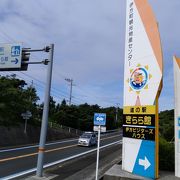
{"left": 24, "top": 144, "right": 122, "bottom": 180}
{"left": 103, "top": 164, "right": 180, "bottom": 180}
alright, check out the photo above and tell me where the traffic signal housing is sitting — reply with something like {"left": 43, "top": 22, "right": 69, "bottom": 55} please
{"left": 21, "top": 48, "right": 31, "bottom": 71}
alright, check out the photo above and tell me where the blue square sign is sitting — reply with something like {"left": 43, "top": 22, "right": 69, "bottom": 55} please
{"left": 11, "top": 46, "right": 21, "bottom": 57}
{"left": 94, "top": 113, "right": 106, "bottom": 126}
{"left": 178, "top": 117, "right": 180, "bottom": 126}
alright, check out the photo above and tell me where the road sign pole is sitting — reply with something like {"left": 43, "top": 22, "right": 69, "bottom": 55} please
{"left": 24, "top": 118, "right": 28, "bottom": 134}
{"left": 36, "top": 44, "right": 54, "bottom": 177}
{"left": 95, "top": 125, "right": 101, "bottom": 180}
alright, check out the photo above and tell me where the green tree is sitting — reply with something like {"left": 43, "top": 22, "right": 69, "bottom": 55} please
{"left": 0, "top": 75, "right": 39, "bottom": 126}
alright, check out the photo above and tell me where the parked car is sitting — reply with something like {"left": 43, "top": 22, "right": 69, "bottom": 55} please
{"left": 78, "top": 132, "right": 97, "bottom": 147}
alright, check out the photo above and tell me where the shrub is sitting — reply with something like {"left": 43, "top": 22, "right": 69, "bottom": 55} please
{"left": 159, "top": 137, "right": 174, "bottom": 171}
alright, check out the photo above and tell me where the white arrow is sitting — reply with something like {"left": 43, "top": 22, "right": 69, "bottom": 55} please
{"left": 139, "top": 156, "right": 151, "bottom": 170}
{"left": 96, "top": 117, "right": 104, "bottom": 121}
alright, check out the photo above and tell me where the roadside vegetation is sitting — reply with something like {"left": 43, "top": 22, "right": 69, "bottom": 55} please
{"left": 159, "top": 109, "right": 174, "bottom": 171}
{"left": 0, "top": 75, "right": 123, "bottom": 130}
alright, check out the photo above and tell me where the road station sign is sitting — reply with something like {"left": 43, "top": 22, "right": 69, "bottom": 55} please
{"left": 94, "top": 113, "right": 106, "bottom": 126}
{"left": 123, "top": 105, "right": 156, "bottom": 141}
{"left": 0, "top": 43, "right": 22, "bottom": 70}
{"left": 122, "top": 0, "right": 163, "bottom": 179}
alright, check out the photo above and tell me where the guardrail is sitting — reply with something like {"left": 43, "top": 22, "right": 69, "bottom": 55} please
{"left": 48, "top": 122, "right": 122, "bottom": 136}
{"left": 48, "top": 122, "right": 84, "bottom": 135}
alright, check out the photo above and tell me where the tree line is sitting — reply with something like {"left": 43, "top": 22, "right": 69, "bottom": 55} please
{"left": 0, "top": 75, "right": 174, "bottom": 138}
{"left": 0, "top": 75, "right": 123, "bottom": 130}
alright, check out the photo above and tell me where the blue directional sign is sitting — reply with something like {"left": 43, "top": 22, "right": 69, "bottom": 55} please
{"left": 133, "top": 140, "right": 155, "bottom": 179}
{"left": 94, "top": 113, "right": 106, "bottom": 126}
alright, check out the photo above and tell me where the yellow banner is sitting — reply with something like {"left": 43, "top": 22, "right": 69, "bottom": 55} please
{"left": 123, "top": 105, "right": 156, "bottom": 114}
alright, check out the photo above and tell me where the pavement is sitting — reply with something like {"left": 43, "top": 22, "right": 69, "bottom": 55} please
{"left": 22, "top": 143, "right": 180, "bottom": 180}
{"left": 24, "top": 164, "right": 180, "bottom": 180}
{"left": 24, "top": 144, "right": 122, "bottom": 180}
{"left": 103, "top": 164, "right": 180, "bottom": 180}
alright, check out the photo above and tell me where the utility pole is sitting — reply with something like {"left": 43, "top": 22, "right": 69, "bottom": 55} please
{"left": 65, "top": 78, "right": 74, "bottom": 105}
{"left": 115, "top": 103, "right": 120, "bottom": 123}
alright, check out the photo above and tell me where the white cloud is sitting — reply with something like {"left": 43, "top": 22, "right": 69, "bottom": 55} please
{"left": 0, "top": 0, "right": 179, "bottom": 109}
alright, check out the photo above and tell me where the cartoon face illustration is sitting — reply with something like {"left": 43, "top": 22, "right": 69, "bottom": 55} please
{"left": 133, "top": 72, "right": 143, "bottom": 84}
{"left": 130, "top": 67, "right": 148, "bottom": 90}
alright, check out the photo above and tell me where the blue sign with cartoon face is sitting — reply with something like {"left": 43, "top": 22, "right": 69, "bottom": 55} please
{"left": 94, "top": 113, "right": 106, "bottom": 126}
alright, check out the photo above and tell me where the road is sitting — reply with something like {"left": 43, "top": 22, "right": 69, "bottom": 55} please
{"left": 0, "top": 131, "right": 122, "bottom": 180}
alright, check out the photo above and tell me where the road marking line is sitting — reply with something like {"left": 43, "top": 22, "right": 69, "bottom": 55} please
{"left": 0, "top": 134, "right": 121, "bottom": 163}
{"left": 0, "top": 144, "right": 77, "bottom": 163}
{"left": 0, "top": 138, "right": 78, "bottom": 153}
{"left": 2, "top": 140, "right": 122, "bottom": 180}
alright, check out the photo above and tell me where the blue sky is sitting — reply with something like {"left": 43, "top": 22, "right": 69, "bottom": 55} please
{"left": 0, "top": 0, "right": 179, "bottom": 111}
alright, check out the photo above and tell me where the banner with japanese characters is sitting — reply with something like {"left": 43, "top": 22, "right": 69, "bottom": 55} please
{"left": 173, "top": 56, "right": 180, "bottom": 178}
{"left": 122, "top": 0, "right": 163, "bottom": 179}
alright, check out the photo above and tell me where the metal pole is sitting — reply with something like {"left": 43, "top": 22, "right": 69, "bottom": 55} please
{"left": 115, "top": 103, "right": 119, "bottom": 123}
{"left": 36, "top": 44, "right": 54, "bottom": 177}
{"left": 95, "top": 125, "right": 101, "bottom": 180}
{"left": 69, "top": 79, "right": 73, "bottom": 105}
{"left": 115, "top": 108, "right": 118, "bottom": 123}
{"left": 24, "top": 118, "right": 27, "bottom": 134}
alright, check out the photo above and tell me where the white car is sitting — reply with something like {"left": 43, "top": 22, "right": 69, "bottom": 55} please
{"left": 78, "top": 132, "right": 97, "bottom": 147}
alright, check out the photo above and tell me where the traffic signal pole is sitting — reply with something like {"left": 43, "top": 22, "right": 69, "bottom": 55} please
{"left": 36, "top": 44, "right": 54, "bottom": 177}
{"left": 0, "top": 42, "right": 54, "bottom": 177}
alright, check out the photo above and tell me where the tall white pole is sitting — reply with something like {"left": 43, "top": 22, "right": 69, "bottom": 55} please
{"left": 36, "top": 44, "right": 54, "bottom": 177}
{"left": 95, "top": 125, "right": 101, "bottom": 180}
{"left": 24, "top": 118, "right": 27, "bottom": 134}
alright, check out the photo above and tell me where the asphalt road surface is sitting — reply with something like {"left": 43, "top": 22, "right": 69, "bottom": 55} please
{"left": 0, "top": 131, "right": 122, "bottom": 179}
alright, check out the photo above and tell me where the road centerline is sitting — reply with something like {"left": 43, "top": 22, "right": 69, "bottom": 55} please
{"left": 0, "top": 134, "right": 121, "bottom": 163}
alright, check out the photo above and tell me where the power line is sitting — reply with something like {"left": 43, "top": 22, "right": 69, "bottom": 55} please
{"left": 0, "top": 30, "right": 119, "bottom": 107}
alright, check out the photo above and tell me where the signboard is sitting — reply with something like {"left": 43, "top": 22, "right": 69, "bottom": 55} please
{"left": 21, "top": 111, "right": 32, "bottom": 119}
{"left": 0, "top": 43, "right": 22, "bottom": 70}
{"left": 123, "top": 106, "right": 156, "bottom": 141}
{"left": 94, "top": 113, "right": 106, "bottom": 126}
{"left": 173, "top": 56, "right": 180, "bottom": 177}
{"left": 94, "top": 113, "right": 106, "bottom": 180}
{"left": 123, "top": 0, "right": 163, "bottom": 179}
{"left": 94, "top": 125, "right": 106, "bottom": 132}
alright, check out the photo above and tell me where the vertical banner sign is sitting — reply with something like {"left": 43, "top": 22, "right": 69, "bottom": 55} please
{"left": 173, "top": 56, "right": 180, "bottom": 178}
{"left": 123, "top": 0, "right": 163, "bottom": 179}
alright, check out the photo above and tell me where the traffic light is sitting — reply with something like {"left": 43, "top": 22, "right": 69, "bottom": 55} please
{"left": 21, "top": 48, "right": 31, "bottom": 71}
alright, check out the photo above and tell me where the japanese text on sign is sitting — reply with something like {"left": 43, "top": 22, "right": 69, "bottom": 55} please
{"left": 123, "top": 105, "right": 156, "bottom": 115}
{"left": 123, "top": 126, "right": 155, "bottom": 140}
{"left": 127, "top": 2, "right": 134, "bottom": 66}
{"left": 123, "top": 114, "right": 155, "bottom": 127}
